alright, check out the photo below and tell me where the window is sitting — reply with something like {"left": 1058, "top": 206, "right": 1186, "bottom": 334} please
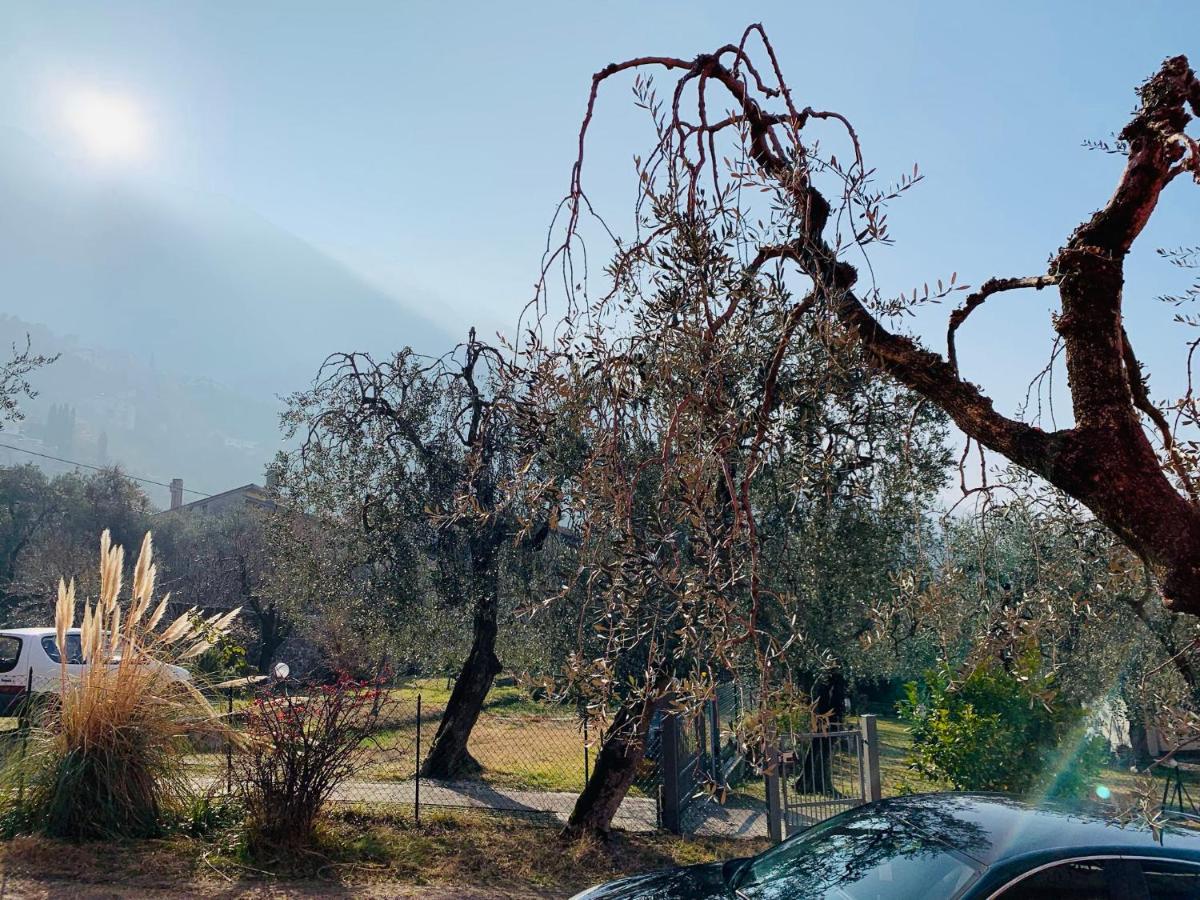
{"left": 41, "top": 634, "right": 84, "bottom": 665}
{"left": 1139, "top": 859, "right": 1200, "bottom": 899}
{"left": 0, "top": 636, "right": 21, "bottom": 673}
{"left": 995, "top": 859, "right": 1124, "bottom": 900}
{"left": 736, "top": 809, "right": 980, "bottom": 899}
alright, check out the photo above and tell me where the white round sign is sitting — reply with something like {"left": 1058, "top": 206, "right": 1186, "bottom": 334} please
{"left": 273, "top": 662, "right": 290, "bottom": 680}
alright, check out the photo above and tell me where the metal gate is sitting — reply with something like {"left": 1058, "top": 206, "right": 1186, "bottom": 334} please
{"left": 780, "top": 728, "right": 864, "bottom": 832}
{"left": 660, "top": 700, "right": 722, "bottom": 832}
{"left": 768, "top": 715, "right": 883, "bottom": 840}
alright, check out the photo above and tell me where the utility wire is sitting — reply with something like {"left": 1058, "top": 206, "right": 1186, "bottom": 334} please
{"left": 0, "top": 441, "right": 213, "bottom": 498}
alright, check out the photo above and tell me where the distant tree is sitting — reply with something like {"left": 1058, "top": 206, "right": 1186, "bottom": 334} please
{"left": 280, "top": 331, "right": 560, "bottom": 779}
{"left": 41, "top": 404, "right": 76, "bottom": 455}
{"left": 156, "top": 508, "right": 289, "bottom": 675}
{"left": 0, "top": 336, "right": 56, "bottom": 428}
{"left": 557, "top": 30, "right": 1200, "bottom": 617}
{"left": 0, "top": 465, "right": 151, "bottom": 623}
{"left": 0, "top": 465, "right": 63, "bottom": 617}
{"left": 258, "top": 495, "right": 406, "bottom": 676}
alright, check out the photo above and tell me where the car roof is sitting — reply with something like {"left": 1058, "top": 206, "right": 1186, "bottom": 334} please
{"left": 880, "top": 792, "right": 1200, "bottom": 866}
{"left": 0, "top": 628, "right": 79, "bottom": 637}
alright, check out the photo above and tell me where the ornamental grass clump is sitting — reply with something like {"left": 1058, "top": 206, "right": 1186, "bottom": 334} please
{"left": 7, "top": 530, "right": 238, "bottom": 839}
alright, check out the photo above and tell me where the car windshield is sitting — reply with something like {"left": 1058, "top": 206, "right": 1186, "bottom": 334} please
{"left": 735, "top": 805, "right": 982, "bottom": 900}
{"left": 42, "top": 634, "right": 84, "bottom": 665}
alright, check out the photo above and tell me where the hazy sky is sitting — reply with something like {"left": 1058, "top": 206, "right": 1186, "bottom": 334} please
{"left": 0, "top": 0, "right": 1195, "bottom": 425}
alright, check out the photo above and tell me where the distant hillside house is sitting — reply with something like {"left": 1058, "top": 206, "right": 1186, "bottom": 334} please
{"left": 164, "top": 477, "right": 277, "bottom": 516}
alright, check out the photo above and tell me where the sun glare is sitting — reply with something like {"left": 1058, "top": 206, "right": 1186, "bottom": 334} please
{"left": 62, "top": 89, "right": 150, "bottom": 163}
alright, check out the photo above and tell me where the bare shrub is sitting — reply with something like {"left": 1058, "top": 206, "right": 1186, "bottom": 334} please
{"left": 234, "top": 673, "right": 385, "bottom": 851}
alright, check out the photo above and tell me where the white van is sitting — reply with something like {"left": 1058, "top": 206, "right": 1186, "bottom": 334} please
{"left": 0, "top": 627, "right": 189, "bottom": 716}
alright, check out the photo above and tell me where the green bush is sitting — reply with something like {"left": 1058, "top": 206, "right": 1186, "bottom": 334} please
{"left": 897, "top": 658, "right": 1107, "bottom": 799}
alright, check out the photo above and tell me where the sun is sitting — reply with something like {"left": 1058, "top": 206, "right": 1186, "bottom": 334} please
{"left": 62, "top": 89, "right": 150, "bottom": 163}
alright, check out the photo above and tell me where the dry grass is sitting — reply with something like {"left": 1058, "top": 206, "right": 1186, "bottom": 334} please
{"left": 0, "top": 809, "right": 765, "bottom": 898}
{"left": 5, "top": 530, "right": 236, "bottom": 839}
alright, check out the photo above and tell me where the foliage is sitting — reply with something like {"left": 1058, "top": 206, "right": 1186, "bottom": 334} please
{"left": 506, "top": 156, "right": 952, "bottom": 832}
{"left": 518, "top": 180, "right": 949, "bottom": 729}
{"left": 898, "top": 656, "right": 1106, "bottom": 799}
{"left": 155, "top": 508, "right": 287, "bottom": 676}
{"left": 877, "top": 472, "right": 1200, "bottom": 764}
{"left": 275, "top": 336, "right": 567, "bottom": 675}
{"left": 5, "top": 530, "right": 236, "bottom": 839}
{"left": 276, "top": 332, "right": 573, "bottom": 778}
{"left": 0, "top": 464, "right": 153, "bottom": 623}
{"left": 176, "top": 793, "right": 246, "bottom": 838}
{"left": 234, "top": 674, "right": 385, "bottom": 851}
{"left": 191, "top": 633, "right": 253, "bottom": 682}
{"left": 554, "top": 30, "right": 1200, "bottom": 621}
{"left": 0, "top": 335, "right": 57, "bottom": 427}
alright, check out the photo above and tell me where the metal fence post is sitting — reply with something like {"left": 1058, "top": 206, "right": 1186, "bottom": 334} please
{"left": 415, "top": 692, "right": 422, "bottom": 827}
{"left": 16, "top": 666, "right": 32, "bottom": 807}
{"left": 860, "top": 714, "right": 882, "bottom": 803}
{"left": 765, "top": 741, "right": 783, "bottom": 843}
{"left": 709, "top": 698, "right": 721, "bottom": 785}
{"left": 661, "top": 712, "right": 682, "bottom": 834}
{"left": 583, "top": 715, "right": 590, "bottom": 783}
{"left": 225, "top": 687, "right": 234, "bottom": 796}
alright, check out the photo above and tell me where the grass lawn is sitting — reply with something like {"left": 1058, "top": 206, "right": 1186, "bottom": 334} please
{"left": 189, "top": 678, "right": 598, "bottom": 796}
{"left": 355, "top": 677, "right": 594, "bottom": 793}
{"left": 0, "top": 807, "right": 768, "bottom": 898}
{"left": 871, "top": 715, "right": 943, "bottom": 796}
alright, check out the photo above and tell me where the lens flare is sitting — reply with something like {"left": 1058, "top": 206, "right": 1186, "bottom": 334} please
{"left": 1095, "top": 784, "right": 1112, "bottom": 800}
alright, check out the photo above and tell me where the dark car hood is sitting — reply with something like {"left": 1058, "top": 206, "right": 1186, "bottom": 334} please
{"left": 573, "top": 860, "right": 734, "bottom": 899}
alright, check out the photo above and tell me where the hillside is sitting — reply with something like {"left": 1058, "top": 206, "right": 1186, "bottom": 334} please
{"left": 0, "top": 128, "right": 449, "bottom": 394}
{"left": 0, "top": 129, "right": 452, "bottom": 502}
{"left": 0, "top": 316, "right": 285, "bottom": 507}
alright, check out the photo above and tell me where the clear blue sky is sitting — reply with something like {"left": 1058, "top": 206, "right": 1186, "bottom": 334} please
{"left": 0, "top": 0, "right": 1195, "bottom": 425}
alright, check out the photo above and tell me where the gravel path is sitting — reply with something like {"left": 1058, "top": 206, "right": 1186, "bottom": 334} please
{"left": 194, "top": 773, "right": 770, "bottom": 838}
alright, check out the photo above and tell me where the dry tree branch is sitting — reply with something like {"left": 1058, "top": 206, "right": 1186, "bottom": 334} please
{"left": 947, "top": 276, "right": 1060, "bottom": 376}
{"left": 549, "top": 30, "right": 1200, "bottom": 615}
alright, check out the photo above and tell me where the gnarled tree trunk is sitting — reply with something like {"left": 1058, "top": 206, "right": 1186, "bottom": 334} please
{"left": 419, "top": 591, "right": 501, "bottom": 778}
{"left": 562, "top": 694, "right": 660, "bottom": 838}
{"left": 420, "top": 529, "right": 503, "bottom": 779}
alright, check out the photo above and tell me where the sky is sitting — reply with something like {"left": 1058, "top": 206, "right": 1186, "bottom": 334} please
{"left": 0, "top": 0, "right": 1195, "bottom": 430}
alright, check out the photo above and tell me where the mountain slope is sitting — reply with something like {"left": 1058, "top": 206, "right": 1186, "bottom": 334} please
{"left": 0, "top": 315, "right": 282, "bottom": 507}
{"left": 0, "top": 129, "right": 452, "bottom": 502}
{"left": 0, "top": 128, "right": 450, "bottom": 395}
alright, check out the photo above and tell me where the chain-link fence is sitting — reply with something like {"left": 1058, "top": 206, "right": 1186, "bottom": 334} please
{"left": 196, "top": 675, "right": 672, "bottom": 831}
{"left": 0, "top": 653, "right": 876, "bottom": 843}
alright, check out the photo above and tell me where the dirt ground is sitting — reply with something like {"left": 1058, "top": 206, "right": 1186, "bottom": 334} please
{"left": 0, "top": 833, "right": 571, "bottom": 899}
{"left": 0, "top": 877, "right": 559, "bottom": 899}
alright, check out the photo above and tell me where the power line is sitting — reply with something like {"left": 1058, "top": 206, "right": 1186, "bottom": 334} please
{"left": 0, "top": 441, "right": 213, "bottom": 498}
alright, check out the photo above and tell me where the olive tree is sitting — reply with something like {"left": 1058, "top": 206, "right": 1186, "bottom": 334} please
{"left": 554, "top": 28, "right": 1200, "bottom": 617}
{"left": 514, "top": 194, "right": 947, "bottom": 836}
{"left": 280, "top": 332, "right": 560, "bottom": 779}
